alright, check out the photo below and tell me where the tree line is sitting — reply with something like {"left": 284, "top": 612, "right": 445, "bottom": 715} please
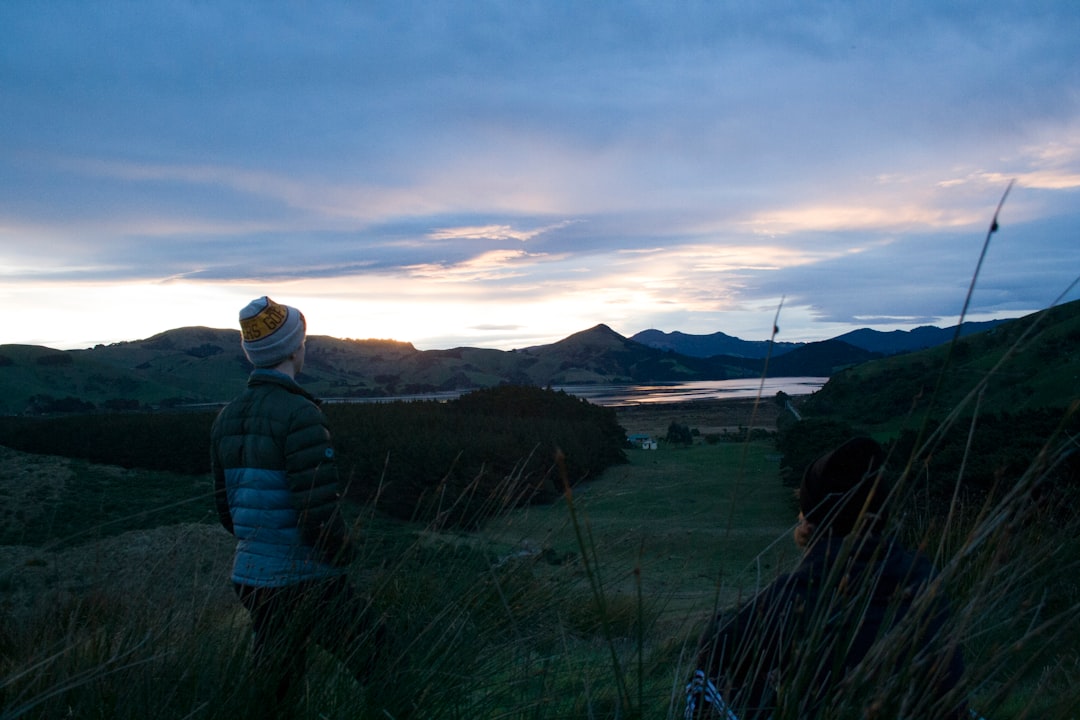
{"left": 0, "top": 385, "right": 627, "bottom": 528}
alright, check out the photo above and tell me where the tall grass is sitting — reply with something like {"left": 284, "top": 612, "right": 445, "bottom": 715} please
{"left": 3, "top": 189, "right": 1079, "bottom": 718}
{"left": 881, "top": 185, "right": 1080, "bottom": 715}
{"left": 0, "top": 438, "right": 783, "bottom": 718}
{"left": 2, "top": 411, "right": 1078, "bottom": 718}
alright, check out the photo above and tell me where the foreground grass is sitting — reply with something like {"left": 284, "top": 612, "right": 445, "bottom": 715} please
{"left": 2, "top": 434, "right": 1078, "bottom": 718}
{"left": 0, "top": 440, "right": 792, "bottom": 719}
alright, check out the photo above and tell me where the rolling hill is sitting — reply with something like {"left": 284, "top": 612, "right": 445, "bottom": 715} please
{"left": 628, "top": 329, "right": 801, "bottom": 358}
{"left": 3, "top": 303, "right": 1057, "bottom": 418}
{"left": 631, "top": 318, "right": 1008, "bottom": 358}
{"left": 0, "top": 322, "right": 881, "bottom": 415}
{"left": 799, "top": 298, "right": 1080, "bottom": 426}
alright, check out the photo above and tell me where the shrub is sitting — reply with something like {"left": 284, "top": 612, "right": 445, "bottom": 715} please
{"left": 664, "top": 421, "right": 693, "bottom": 445}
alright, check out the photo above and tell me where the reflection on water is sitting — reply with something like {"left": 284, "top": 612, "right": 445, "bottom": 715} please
{"left": 331, "top": 377, "right": 826, "bottom": 407}
{"left": 554, "top": 377, "right": 827, "bottom": 406}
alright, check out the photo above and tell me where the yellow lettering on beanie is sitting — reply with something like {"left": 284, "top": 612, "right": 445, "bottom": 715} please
{"left": 240, "top": 299, "right": 289, "bottom": 341}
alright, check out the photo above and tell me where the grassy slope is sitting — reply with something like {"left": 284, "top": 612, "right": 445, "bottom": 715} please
{"left": 0, "top": 436, "right": 796, "bottom": 610}
{"left": 0, "top": 446, "right": 215, "bottom": 548}
{"left": 0, "top": 435, "right": 798, "bottom": 718}
{"left": 0, "top": 344, "right": 188, "bottom": 411}
{"left": 2, "top": 407, "right": 1077, "bottom": 716}
{"left": 481, "top": 441, "right": 799, "bottom": 616}
{"left": 801, "top": 297, "right": 1080, "bottom": 433}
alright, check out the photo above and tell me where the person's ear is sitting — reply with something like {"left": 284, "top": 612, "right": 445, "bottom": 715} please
{"left": 794, "top": 514, "right": 815, "bottom": 548}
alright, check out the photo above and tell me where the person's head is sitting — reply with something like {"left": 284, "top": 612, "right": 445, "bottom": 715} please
{"left": 796, "top": 436, "right": 888, "bottom": 546}
{"left": 239, "top": 296, "right": 306, "bottom": 373}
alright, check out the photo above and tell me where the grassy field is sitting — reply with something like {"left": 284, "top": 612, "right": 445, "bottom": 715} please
{"left": 360, "top": 437, "right": 803, "bottom": 718}
{"left": 0, "top": 429, "right": 801, "bottom": 719}
{"left": 2, "top": 403, "right": 1078, "bottom": 718}
{"left": 481, "top": 440, "right": 799, "bottom": 615}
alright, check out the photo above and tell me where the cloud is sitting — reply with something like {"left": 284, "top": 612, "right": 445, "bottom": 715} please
{"left": 1, "top": 1, "right": 1078, "bottom": 351}
{"left": 404, "top": 248, "right": 544, "bottom": 283}
{"left": 426, "top": 220, "right": 575, "bottom": 242}
{"left": 742, "top": 204, "right": 979, "bottom": 235}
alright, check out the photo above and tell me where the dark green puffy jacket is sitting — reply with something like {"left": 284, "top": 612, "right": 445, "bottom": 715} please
{"left": 212, "top": 369, "right": 353, "bottom": 587}
{"left": 693, "top": 535, "right": 965, "bottom": 718}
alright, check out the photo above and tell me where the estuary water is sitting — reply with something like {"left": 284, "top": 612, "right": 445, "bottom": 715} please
{"left": 552, "top": 377, "right": 827, "bottom": 406}
{"left": 333, "top": 377, "right": 827, "bottom": 407}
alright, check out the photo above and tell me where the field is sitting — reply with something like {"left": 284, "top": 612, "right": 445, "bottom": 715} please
{"left": 2, "top": 395, "right": 1078, "bottom": 718}
{"left": 480, "top": 436, "right": 798, "bottom": 613}
{"left": 0, "top": 400, "right": 799, "bottom": 719}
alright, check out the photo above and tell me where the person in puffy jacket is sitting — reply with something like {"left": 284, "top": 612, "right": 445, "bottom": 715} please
{"left": 212, "top": 296, "right": 389, "bottom": 714}
{"left": 684, "top": 437, "right": 966, "bottom": 719}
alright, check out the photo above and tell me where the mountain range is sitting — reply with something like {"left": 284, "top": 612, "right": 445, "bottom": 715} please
{"left": 629, "top": 318, "right": 1006, "bottom": 358}
{"left": 0, "top": 314, "right": 1041, "bottom": 415}
{"left": 800, "top": 299, "right": 1080, "bottom": 422}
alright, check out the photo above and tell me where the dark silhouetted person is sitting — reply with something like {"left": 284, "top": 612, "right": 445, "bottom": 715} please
{"left": 685, "top": 437, "right": 965, "bottom": 719}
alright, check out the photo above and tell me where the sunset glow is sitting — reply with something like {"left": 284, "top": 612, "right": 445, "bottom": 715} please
{"left": 2, "top": 3, "right": 1078, "bottom": 351}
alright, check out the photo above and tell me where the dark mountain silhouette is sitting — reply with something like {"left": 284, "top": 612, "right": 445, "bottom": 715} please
{"left": 802, "top": 299, "right": 1080, "bottom": 422}
{"left": 2, "top": 306, "right": 1050, "bottom": 416}
{"left": 629, "top": 329, "right": 801, "bottom": 358}
{"left": 524, "top": 324, "right": 749, "bottom": 384}
{"left": 632, "top": 319, "right": 1010, "bottom": 358}
{"left": 765, "top": 340, "right": 882, "bottom": 377}
{"left": 832, "top": 319, "right": 1008, "bottom": 355}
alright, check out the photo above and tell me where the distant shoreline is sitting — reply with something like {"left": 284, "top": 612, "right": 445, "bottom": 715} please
{"left": 613, "top": 396, "right": 787, "bottom": 437}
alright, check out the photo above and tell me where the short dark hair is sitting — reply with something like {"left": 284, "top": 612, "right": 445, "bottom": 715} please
{"left": 799, "top": 437, "right": 888, "bottom": 536}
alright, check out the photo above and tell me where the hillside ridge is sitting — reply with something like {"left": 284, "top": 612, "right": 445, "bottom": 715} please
{"left": 801, "top": 299, "right": 1080, "bottom": 422}
{"left": 630, "top": 318, "right": 1009, "bottom": 358}
{"left": 2, "top": 305, "right": 1069, "bottom": 415}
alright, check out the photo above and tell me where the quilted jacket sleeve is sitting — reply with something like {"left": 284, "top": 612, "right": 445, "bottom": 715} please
{"left": 210, "top": 411, "right": 235, "bottom": 536}
{"left": 285, "top": 401, "right": 354, "bottom": 566}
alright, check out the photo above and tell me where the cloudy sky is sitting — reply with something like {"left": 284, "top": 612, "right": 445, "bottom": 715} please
{"left": 3, "top": 1, "right": 1079, "bottom": 351}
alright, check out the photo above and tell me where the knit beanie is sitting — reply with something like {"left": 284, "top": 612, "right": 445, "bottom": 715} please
{"left": 800, "top": 436, "right": 888, "bottom": 536}
{"left": 239, "top": 296, "right": 306, "bottom": 368}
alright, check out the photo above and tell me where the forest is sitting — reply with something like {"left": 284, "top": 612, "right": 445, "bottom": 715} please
{"left": 0, "top": 384, "right": 628, "bottom": 528}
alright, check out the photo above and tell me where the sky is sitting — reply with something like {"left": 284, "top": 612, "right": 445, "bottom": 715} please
{"left": 2, "top": 1, "right": 1079, "bottom": 352}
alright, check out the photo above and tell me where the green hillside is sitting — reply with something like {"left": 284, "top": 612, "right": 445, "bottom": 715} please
{"left": 799, "top": 298, "right": 1080, "bottom": 429}
{"left": 4, "top": 306, "right": 1049, "bottom": 417}
{"left": 0, "top": 343, "right": 191, "bottom": 413}
{"left": 1, "top": 323, "right": 872, "bottom": 415}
